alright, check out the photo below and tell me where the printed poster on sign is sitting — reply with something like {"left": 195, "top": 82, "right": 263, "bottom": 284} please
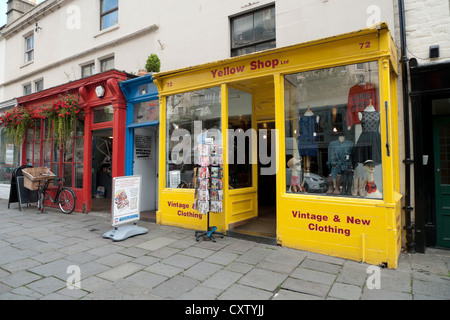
{"left": 112, "top": 175, "right": 142, "bottom": 227}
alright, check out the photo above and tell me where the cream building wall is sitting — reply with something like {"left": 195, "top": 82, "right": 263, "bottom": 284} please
{"left": 404, "top": 0, "right": 450, "bottom": 64}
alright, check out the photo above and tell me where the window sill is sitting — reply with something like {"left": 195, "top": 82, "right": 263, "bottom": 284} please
{"left": 94, "top": 24, "right": 120, "bottom": 38}
{"left": 20, "top": 60, "right": 34, "bottom": 69}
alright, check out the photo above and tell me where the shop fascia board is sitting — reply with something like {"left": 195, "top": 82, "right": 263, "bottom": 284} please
{"left": 2, "top": 24, "right": 159, "bottom": 87}
{"left": 153, "top": 22, "right": 396, "bottom": 95}
{"left": 16, "top": 69, "right": 130, "bottom": 105}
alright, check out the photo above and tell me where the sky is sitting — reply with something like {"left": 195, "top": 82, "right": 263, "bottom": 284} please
{"left": 0, "top": 0, "right": 46, "bottom": 27}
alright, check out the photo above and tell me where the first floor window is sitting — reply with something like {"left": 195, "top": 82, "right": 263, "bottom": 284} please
{"left": 100, "top": 56, "right": 114, "bottom": 72}
{"left": 284, "top": 61, "right": 383, "bottom": 199}
{"left": 231, "top": 5, "right": 276, "bottom": 57}
{"left": 82, "top": 63, "right": 95, "bottom": 78}
{"left": 23, "top": 84, "right": 32, "bottom": 95}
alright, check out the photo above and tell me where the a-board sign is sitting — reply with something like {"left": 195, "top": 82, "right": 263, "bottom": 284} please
{"left": 111, "top": 175, "right": 142, "bottom": 227}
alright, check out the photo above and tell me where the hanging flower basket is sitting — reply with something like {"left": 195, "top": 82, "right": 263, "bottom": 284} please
{"left": 0, "top": 106, "right": 36, "bottom": 145}
{"left": 37, "top": 94, "right": 83, "bottom": 146}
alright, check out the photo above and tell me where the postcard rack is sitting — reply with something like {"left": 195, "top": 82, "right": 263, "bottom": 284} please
{"left": 193, "top": 143, "right": 225, "bottom": 242}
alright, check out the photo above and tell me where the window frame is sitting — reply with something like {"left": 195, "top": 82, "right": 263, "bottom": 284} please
{"left": 230, "top": 5, "right": 276, "bottom": 57}
{"left": 24, "top": 34, "right": 34, "bottom": 63}
{"left": 100, "top": 0, "right": 119, "bottom": 30}
{"left": 100, "top": 56, "right": 115, "bottom": 72}
{"left": 81, "top": 63, "right": 95, "bottom": 78}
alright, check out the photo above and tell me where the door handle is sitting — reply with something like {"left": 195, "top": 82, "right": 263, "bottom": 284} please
{"left": 437, "top": 168, "right": 440, "bottom": 172}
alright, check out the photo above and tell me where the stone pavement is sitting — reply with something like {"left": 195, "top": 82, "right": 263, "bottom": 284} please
{"left": 0, "top": 199, "right": 449, "bottom": 300}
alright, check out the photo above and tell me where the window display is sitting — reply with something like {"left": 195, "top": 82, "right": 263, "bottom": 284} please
{"left": 285, "top": 61, "right": 383, "bottom": 199}
{"left": 166, "top": 87, "right": 221, "bottom": 188}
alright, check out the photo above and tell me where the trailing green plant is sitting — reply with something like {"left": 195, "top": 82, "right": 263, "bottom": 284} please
{"left": 0, "top": 106, "right": 36, "bottom": 145}
{"left": 36, "top": 94, "right": 82, "bottom": 147}
{"left": 145, "top": 53, "right": 161, "bottom": 73}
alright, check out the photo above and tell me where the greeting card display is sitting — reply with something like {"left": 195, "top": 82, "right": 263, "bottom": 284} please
{"left": 193, "top": 143, "right": 225, "bottom": 242}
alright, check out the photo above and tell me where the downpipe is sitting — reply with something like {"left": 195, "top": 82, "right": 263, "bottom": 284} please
{"left": 398, "top": 0, "right": 416, "bottom": 253}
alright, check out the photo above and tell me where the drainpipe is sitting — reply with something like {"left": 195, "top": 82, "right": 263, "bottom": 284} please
{"left": 398, "top": 0, "right": 415, "bottom": 253}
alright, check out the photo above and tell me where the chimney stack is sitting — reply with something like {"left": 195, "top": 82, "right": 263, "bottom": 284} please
{"left": 6, "top": 0, "right": 38, "bottom": 25}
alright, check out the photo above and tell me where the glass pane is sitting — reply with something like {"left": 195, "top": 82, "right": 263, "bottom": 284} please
{"left": 75, "top": 118, "right": 85, "bottom": 136}
{"left": 133, "top": 100, "right": 160, "bottom": 123}
{"left": 102, "top": 0, "right": 118, "bottom": 13}
{"left": 63, "top": 163, "right": 73, "bottom": 187}
{"left": 284, "top": 61, "right": 382, "bottom": 199}
{"left": 74, "top": 163, "right": 83, "bottom": 189}
{"left": 64, "top": 138, "right": 73, "bottom": 162}
{"left": 254, "top": 7, "right": 275, "bottom": 42}
{"left": 26, "top": 142, "right": 33, "bottom": 164}
{"left": 35, "top": 120, "right": 41, "bottom": 140}
{"left": 232, "top": 14, "right": 254, "bottom": 48}
{"left": 101, "top": 11, "right": 118, "bottom": 30}
{"left": 166, "top": 87, "right": 222, "bottom": 188}
{"left": 33, "top": 141, "right": 40, "bottom": 163}
{"left": 52, "top": 140, "right": 60, "bottom": 162}
{"left": 93, "top": 105, "right": 114, "bottom": 123}
{"left": 228, "top": 87, "right": 253, "bottom": 189}
{"left": 52, "top": 163, "right": 60, "bottom": 178}
{"left": 26, "top": 128, "right": 34, "bottom": 141}
{"left": 75, "top": 137, "right": 84, "bottom": 162}
{"left": 26, "top": 36, "right": 33, "bottom": 50}
{"left": 255, "top": 40, "right": 276, "bottom": 52}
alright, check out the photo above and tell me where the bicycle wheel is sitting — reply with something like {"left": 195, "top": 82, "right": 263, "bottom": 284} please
{"left": 58, "top": 187, "right": 76, "bottom": 214}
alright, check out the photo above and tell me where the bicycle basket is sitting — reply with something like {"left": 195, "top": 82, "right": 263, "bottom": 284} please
{"left": 22, "top": 167, "right": 56, "bottom": 191}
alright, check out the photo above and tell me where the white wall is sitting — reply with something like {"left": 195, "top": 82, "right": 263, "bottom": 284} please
{"left": 404, "top": 0, "right": 450, "bottom": 64}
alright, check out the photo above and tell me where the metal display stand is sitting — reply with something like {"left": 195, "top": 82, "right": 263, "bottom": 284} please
{"left": 194, "top": 143, "right": 224, "bottom": 242}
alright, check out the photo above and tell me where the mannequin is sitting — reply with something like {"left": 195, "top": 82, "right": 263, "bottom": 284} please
{"left": 326, "top": 136, "right": 354, "bottom": 195}
{"left": 352, "top": 100, "right": 381, "bottom": 196}
{"left": 288, "top": 157, "right": 304, "bottom": 193}
{"left": 363, "top": 160, "right": 382, "bottom": 198}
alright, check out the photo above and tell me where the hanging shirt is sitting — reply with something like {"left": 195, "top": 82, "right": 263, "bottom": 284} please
{"left": 346, "top": 83, "right": 379, "bottom": 128}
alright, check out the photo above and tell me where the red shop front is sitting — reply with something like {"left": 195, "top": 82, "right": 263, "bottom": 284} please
{"left": 16, "top": 70, "right": 131, "bottom": 213}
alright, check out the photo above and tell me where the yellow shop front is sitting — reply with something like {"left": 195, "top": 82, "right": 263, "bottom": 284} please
{"left": 153, "top": 23, "right": 403, "bottom": 269}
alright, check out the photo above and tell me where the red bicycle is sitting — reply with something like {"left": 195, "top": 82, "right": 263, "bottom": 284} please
{"left": 37, "top": 175, "right": 76, "bottom": 214}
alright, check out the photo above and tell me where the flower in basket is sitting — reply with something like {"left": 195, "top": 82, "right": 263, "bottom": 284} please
{"left": 38, "top": 94, "right": 83, "bottom": 146}
{"left": 0, "top": 106, "right": 35, "bottom": 145}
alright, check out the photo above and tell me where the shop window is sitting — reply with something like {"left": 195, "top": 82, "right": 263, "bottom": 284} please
{"left": 133, "top": 99, "right": 159, "bottom": 123}
{"left": 26, "top": 118, "right": 84, "bottom": 189}
{"left": 0, "top": 128, "right": 20, "bottom": 185}
{"left": 93, "top": 105, "right": 114, "bottom": 123}
{"left": 100, "top": 0, "right": 118, "bottom": 30}
{"left": 284, "top": 61, "right": 383, "bottom": 199}
{"left": 228, "top": 87, "right": 253, "bottom": 189}
{"left": 231, "top": 5, "right": 276, "bottom": 57}
{"left": 166, "top": 87, "right": 221, "bottom": 189}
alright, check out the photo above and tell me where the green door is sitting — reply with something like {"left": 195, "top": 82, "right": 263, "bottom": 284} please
{"left": 433, "top": 116, "right": 450, "bottom": 248}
